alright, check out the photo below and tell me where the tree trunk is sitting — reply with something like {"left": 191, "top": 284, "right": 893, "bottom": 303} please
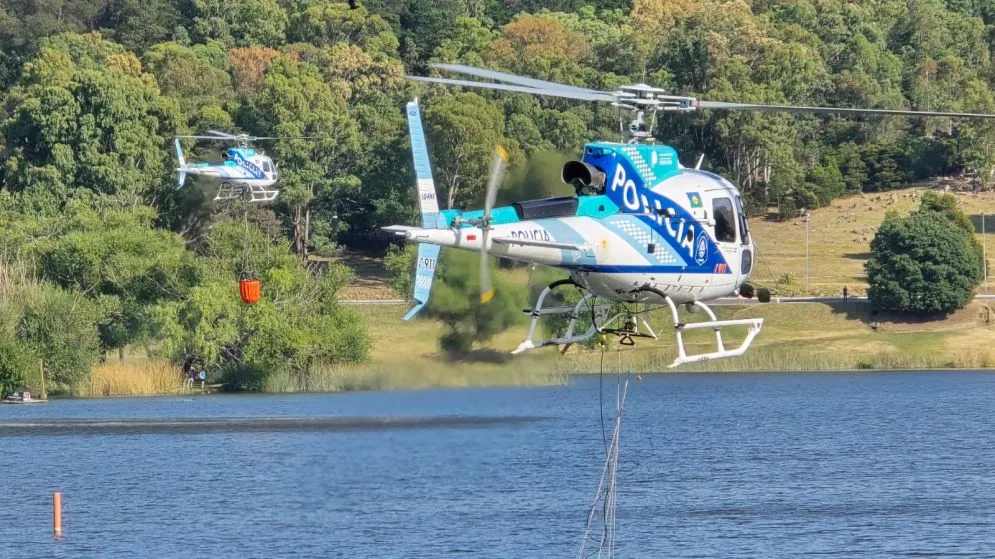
{"left": 303, "top": 182, "right": 314, "bottom": 258}
{"left": 292, "top": 204, "right": 303, "bottom": 255}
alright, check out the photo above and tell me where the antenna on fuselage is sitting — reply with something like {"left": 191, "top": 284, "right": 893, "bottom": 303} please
{"left": 695, "top": 154, "right": 705, "bottom": 170}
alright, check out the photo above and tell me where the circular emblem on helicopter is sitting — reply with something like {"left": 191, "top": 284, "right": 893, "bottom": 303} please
{"left": 695, "top": 232, "right": 708, "bottom": 266}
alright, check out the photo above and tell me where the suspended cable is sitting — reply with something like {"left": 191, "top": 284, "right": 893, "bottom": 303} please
{"left": 578, "top": 349, "right": 630, "bottom": 559}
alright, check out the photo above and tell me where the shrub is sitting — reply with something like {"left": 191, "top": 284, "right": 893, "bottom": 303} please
{"left": 18, "top": 286, "right": 101, "bottom": 392}
{"left": 866, "top": 194, "right": 983, "bottom": 314}
{"left": 0, "top": 339, "right": 33, "bottom": 398}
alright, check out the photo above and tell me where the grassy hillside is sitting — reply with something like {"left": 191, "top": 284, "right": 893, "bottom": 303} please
{"left": 749, "top": 186, "right": 995, "bottom": 297}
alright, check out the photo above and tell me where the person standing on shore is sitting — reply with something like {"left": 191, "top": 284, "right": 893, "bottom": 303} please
{"left": 843, "top": 285, "right": 849, "bottom": 303}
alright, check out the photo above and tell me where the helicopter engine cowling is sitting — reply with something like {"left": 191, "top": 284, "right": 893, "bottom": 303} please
{"left": 562, "top": 161, "right": 606, "bottom": 195}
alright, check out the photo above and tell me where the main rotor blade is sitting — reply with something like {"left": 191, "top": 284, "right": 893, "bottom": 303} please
{"left": 206, "top": 130, "right": 238, "bottom": 139}
{"left": 407, "top": 75, "right": 617, "bottom": 103}
{"left": 176, "top": 135, "right": 233, "bottom": 140}
{"left": 697, "top": 100, "right": 995, "bottom": 119}
{"left": 431, "top": 63, "right": 604, "bottom": 95}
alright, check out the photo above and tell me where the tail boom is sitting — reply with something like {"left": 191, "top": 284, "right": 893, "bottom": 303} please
{"left": 384, "top": 224, "right": 583, "bottom": 267}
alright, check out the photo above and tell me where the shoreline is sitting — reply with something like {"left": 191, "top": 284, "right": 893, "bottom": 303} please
{"left": 15, "top": 298, "right": 995, "bottom": 399}
{"left": 26, "top": 361, "right": 995, "bottom": 400}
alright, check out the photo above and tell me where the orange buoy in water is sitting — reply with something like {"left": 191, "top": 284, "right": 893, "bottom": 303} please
{"left": 239, "top": 277, "right": 261, "bottom": 304}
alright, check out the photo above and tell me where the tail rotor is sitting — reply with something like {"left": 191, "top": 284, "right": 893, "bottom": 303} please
{"left": 479, "top": 145, "right": 509, "bottom": 304}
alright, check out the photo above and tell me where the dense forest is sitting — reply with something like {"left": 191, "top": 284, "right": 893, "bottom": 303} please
{"left": 2, "top": 0, "right": 995, "bottom": 394}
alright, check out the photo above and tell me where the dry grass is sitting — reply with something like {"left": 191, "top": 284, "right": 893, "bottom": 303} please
{"left": 750, "top": 186, "right": 995, "bottom": 296}
{"left": 79, "top": 359, "right": 187, "bottom": 397}
{"left": 356, "top": 299, "right": 995, "bottom": 378}
{"left": 263, "top": 359, "right": 564, "bottom": 393}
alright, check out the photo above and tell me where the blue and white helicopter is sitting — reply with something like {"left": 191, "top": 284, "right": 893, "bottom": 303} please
{"left": 386, "top": 64, "right": 995, "bottom": 367}
{"left": 175, "top": 131, "right": 281, "bottom": 203}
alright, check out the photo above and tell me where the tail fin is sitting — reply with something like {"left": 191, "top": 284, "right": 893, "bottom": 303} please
{"left": 402, "top": 100, "right": 441, "bottom": 321}
{"left": 174, "top": 138, "right": 188, "bottom": 188}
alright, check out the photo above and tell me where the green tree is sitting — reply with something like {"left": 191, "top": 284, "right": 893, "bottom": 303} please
{"left": 424, "top": 250, "right": 524, "bottom": 353}
{"left": 33, "top": 205, "right": 199, "bottom": 356}
{"left": 0, "top": 300, "right": 32, "bottom": 398}
{"left": 18, "top": 286, "right": 101, "bottom": 392}
{"left": 383, "top": 243, "right": 415, "bottom": 296}
{"left": 286, "top": 3, "right": 399, "bottom": 57}
{"left": 97, "top": 0, "right": 184, "bottom": 52}
{"left": 142, "top": 42, "right": 234, "bottom": 114}
{"left": 431, "top": 16, "right": 494, "bottom": 65}
{"left": 192, "top": 0, "right": 288, "bottom": 48}
{"left": 424, "top": 92, "right": 505, "bottom": 209}
{"left": 2, "top": 34, "right": 181, "bottom": 202}
{"left": 151, "top": 220, "right": 369, "bottom": 389}
{"left": 250, "top": 56, "right": 362, "bottom": 255}
{"left": 0, "top": 338, "right": 32, "bottom": 398}
{"left": 866, "top": 194, "right": 984, "bottom": 314}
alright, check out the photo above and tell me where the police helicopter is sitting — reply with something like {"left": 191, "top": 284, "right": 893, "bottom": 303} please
{"left": 175, "top": 131, "right": 280, "bottom": 202}
{"left": 385, "top": 64, "right": 995, "bottom": 367}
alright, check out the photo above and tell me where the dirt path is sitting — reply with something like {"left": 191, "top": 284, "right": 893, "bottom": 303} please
{"left": 334, "top": 252, "right": 401, "bottom": 300}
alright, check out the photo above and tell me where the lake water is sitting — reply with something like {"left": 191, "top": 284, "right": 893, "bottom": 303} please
{"left": 1, "top": 371, "right": 994, "bottom": 558}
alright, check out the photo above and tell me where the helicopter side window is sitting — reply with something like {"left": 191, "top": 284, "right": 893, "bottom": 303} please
{"left": 263, "top": 161, "right": 272, "bottom": 173}
{"left": 712, "top": 197, "right": 736, "bottom": 243}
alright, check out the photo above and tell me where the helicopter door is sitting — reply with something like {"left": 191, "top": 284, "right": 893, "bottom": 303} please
{"left": 711, "top": 196, "right": 742, "bottom": 283}
{"left": 262, "top": 159, "right": 275, "bottom": 180}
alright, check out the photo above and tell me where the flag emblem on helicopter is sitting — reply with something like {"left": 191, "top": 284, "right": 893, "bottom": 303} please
{"left": 687, "top": 192, "right": 703, "bottom": 208}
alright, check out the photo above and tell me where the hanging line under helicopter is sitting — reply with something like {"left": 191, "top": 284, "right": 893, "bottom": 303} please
{"left": 577, "top": 342, "right": 633, "bottom": 559}
{"left": 238, "top": 209, "right": 262, "bottom": 305}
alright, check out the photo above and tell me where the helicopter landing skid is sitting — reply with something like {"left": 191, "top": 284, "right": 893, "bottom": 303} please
{"left": 512, "top": 282, "right": 764, "bottom": 368}
{"left": 215, "top": 183, "right": 280, "bottom": 203}
{"left": 638, "top": 286, "right": 765, "bottom": 368}
{"left": 512, "top": 280, "right": 612, "bottom": 355}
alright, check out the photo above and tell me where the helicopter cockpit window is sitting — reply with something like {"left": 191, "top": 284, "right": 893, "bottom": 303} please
{"left": 712, "top": 197, "right": 736, "bottom": 243}
{"left": 263, "top": 161, "right": 272, "bottom": 173}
